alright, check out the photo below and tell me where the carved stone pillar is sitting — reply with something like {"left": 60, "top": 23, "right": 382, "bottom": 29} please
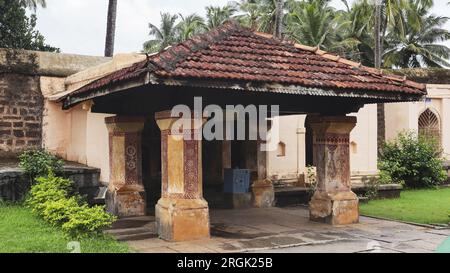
{"left": 252, "top": 139, "right": 275, "bottom": 208}
{"left": 105, "top": 116, "right": 146, "bottom": 217}
{"left": 222, "top": 140, "right": 231, "bottom": 179}
{"left": 309, "top": 115, "right": 359, "bottom": 225}
{"left": 154, "top": 111, "right": 210, "bottom": 241}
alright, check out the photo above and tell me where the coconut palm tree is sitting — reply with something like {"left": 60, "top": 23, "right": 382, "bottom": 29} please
{"left": 234, "top": 0, "right": 280, "bottom": 33}
{"left": 19, "top": 0, "right": 46, "bottom": 11}
{"left": 104, "top": 0, "right": 117, "bottom": 57}
{"left": 176, "top": 13, "right": 206, "bottom": 42}
{"left": 205, "top": 5, "right": 237, "bottom": 30}
{"left": 143, "top": 13, "right": 179, "bottom": 53}
{"left": 274, "top": 0, "right": 284, "bottom": 38}
{"left": 339, "top": 0, "right": 375, "bottom": 65}
{"left": 285, "top": 0, "right": 349, "bottom": 51}
{"left": 383, "top": 1, "right": 450, "bottom": 67}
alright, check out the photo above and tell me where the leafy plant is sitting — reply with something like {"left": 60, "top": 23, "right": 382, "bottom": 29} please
{"left": 379, "top": 131, "right": 447, "bottom": 188}
{"left": 41, "top": 197, "right": 80, "bottom": 226}
{"left": 26, "top": 171, "right": 72, "bottom": 215}
{"left": 0, "top": 0, "right": 58, "bottom": 52}
{"left": 19, "top": 150, "right": 64, "bottom": 181}
{"left": 62, "top": 205, "right": 116, "bottom": 238}
{"left": 26, "top": 170, "right": 116, "bottom": 238}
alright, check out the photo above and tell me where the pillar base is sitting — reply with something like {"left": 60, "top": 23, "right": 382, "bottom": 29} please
{"left": 156, "top": 198, "right": 210, "bottom": 242}
{"left": 223, "top": 193, "right": 252, "bottom": 209}
{"left": 252, "top": 179, "right": 275, "bottom": 208}
{"left": 309, "top": 191, "right": 359, "bottom": 225}
{"left": 106, "top": 188, "right": 146, "bottom": 218}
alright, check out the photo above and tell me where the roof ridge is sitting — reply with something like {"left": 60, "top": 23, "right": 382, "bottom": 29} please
{"left": 253, "top": 31, "right": 426, "bottom": 92}
{"left": 149, "top": 20, "right": 242, "bottom": 72}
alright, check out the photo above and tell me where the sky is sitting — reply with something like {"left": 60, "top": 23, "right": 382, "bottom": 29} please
{"left": 32, "top": 0, "right": 450, "bottom": 56}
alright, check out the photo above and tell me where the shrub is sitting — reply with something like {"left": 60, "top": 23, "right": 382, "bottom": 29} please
{"left": 62, "top": 205, "right": 116, "bottom": 238}
{"left": 19, "top": 150, "right": 64, "bottom": 181}
{"left": 41, "top": 197, "right": 80, "bottom": 226}
{"left": 26, "top": 171, "right": 73, "bottom": 215}
{"left": 26, "top": 170, "right": 116, "bottom": 238}
{"left": 379, "top": 131, "right": 447, "bottom": 188}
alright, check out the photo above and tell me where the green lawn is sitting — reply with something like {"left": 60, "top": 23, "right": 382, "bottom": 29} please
{"left": 360, "top": 188, "right": 450, "bottom": 225}
{"left": 0, "top": 204, "right": 130, "bottom": 253}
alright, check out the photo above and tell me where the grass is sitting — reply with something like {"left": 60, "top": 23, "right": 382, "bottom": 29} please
{"left": 360, "top": 188, "right": 450, "bottom": 225}
{"left": 0, "top": 204, "right": 130, "bottom": 253}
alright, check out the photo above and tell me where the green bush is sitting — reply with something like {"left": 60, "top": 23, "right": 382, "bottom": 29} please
{"left": 26, "top": 171, "right": 73, "bottom": 215}
{"left": 42, "top": 197, "right": 80, "bottom": 226}
{"left": 379, "top": 131, "right": 447, "bottom": 188}
{"left": 26, "top": 170, "right": 116, "bottom": 238}
{"left": 62, "top": 205, "right": 116, "bottom": 238}
{"left": 19, "top": 150, "right": 64, "bottom": 181}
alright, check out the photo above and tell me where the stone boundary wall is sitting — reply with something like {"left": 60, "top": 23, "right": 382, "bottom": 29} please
{"left": 0, "top": 164, "right": 101, "bottom": 203}
{"left": 0, "top": 74, "right": 44, "bottom": 157}
{"left": 0, "top": 48, "right": 110, "bottom": 158}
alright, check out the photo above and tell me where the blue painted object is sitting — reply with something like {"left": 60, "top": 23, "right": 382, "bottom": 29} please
{"left": 224, "top": 168, "right": 251, "bottom": 193}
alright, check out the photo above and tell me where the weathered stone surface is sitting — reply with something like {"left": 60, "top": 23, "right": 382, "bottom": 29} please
{"left": 155, "top": 111, "right": 210, "bottom": 241}
{"left": 308, "top": 116, "right": 359, "bottom": 225}
{"left": 156, "top": 198, "right": 210, "bottom": 241}
{"left": 0, "top": 162, "right": 101, "bottom": 203}
{"left": 309, "top": 191, "right": 359, "bottom": 225}
{"left": 105, "top": 116, "right": 146, "bottom": 217}
{"left": 0, "top": 48, "right": 110, "bottom": 77}
{"left": 223, "top": 192, "right": 252, "bottom": 209}
{"left": 108, "top": 188, "right": 146, "bottom": 218}
{"left": 0, "top": 73, "right": 43, "bottom": 157}
{"left": 252, "top": 179, "right": 275, "bottom": 208}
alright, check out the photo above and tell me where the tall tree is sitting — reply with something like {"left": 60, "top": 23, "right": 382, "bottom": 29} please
{"left": 234, "top": 0, "right": 278, "bottom": 33}
{"left": 143, "top": 13, "right": 179, "bottom": 53}
{"left": 176, "top": 13, "right": 206, "bottom": 42}
{"left": 104, "top": 0, "right": 117, "bottom": 57}
{"left": 205, "top": 5, "right": 237, "bottom": 30}
{"left": 374, "top": 0, "right": 384, "bottom": 153}
{"left": 339, "top": 0, "right": 375, "bottom": 65}
{"left": 383, "top": 1, "right": 450, "bottom": 67}
{"left": 18, "top": 0, "right": 46, "bottom": 11}
{"left": 274, "top": 0, "right": 284, "bottom": 38}
{"left": 374, "top": 0, "right": 382, "bottom": 68}
{"left": 0, "top": 0, "right": 58, "bottom": 52}
{"left": 285, "top": 0, "right": 348, "bottom": 51}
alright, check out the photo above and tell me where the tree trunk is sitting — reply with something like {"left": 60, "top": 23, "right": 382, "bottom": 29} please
{"left": 104, "top": 0, "right": 117, "bottom": 57}
{"left": 273, "top": 0, "right": 283, "bottom": 38}
{"left": 374, "top": 2, "right": 385, "bottom": 154}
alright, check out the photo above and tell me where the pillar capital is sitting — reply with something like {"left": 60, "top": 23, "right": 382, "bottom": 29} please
{"left": 155, "top": 111, "right": 206, "bottom": 132}
{"left": 105, "top": 116, "right": 146, "bottom": 133}
{"left": 308, "top": 116, "right": 356, "bottom": 134}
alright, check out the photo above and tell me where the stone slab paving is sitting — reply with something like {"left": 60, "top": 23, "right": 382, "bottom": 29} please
{"left": 122, "top": 207, "right": 450, "bottom": 253}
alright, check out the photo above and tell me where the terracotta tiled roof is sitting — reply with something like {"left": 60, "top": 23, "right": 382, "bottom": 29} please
{"left": 65, "top": 21, "right": 426, "bottom": 102}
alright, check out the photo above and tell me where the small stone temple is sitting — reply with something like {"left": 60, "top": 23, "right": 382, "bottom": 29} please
{"left": 0, "top": 21, "right": 426, "bottom": 242}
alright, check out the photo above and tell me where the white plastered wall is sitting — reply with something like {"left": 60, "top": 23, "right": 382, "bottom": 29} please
{"left": 267, "top": 104, "right": 379, "bottom": 182}
{"left": 385, "top": 84, "right": 450, "bottom": 158}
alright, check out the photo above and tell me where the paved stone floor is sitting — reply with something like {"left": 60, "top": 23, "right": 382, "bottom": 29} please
{"left": 117, "top": 206, "right": 450, "bottom": 253}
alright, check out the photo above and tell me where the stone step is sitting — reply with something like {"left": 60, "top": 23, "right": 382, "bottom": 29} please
{"left": 105, "top": 226, "right": 152, "bottom": 236}
{"left": 115, "top": 231, "right": 158, "bottom": 241}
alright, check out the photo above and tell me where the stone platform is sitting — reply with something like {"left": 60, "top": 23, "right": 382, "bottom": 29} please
{"left": 0, "top": 159, "right": 102, "bottom": 203}
{"left": 112, "top": 206, "right": 450, "bottom": 253}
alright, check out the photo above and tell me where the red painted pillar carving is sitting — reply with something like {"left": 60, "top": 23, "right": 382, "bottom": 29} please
{"left": 105, "top": 116, "right": 146, "bottom": 217}
{"left": 154, "top": 111, "right": 210, "bottom": 241}
{"left": 309, "top": 115, "right": 359, "bottom": 225}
